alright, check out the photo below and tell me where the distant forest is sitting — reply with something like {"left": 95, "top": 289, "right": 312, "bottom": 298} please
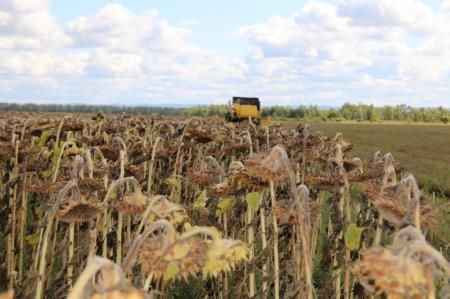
{"left": 0, "top": 102, "right": 449, "bottom": 123}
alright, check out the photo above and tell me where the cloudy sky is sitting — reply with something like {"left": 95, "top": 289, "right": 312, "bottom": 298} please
{"left": 0, "top": 0, "right": 449, "bottom": 107}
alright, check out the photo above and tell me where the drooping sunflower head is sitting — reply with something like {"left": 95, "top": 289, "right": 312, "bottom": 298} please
{"left": 245, "top": 145, "right": 291, "bottom": 182}
{"left": 274, "top": 199, "right": 321, "bottom": 226}
{"left": 354, "top": 246, "right": 428, "bottom": 298}
{"left": 202, "top": 237, "right": 248, "bottom": 278}
{"left": 56, "top": 193, "right": 104, "bottom": 224}
{"left": 304, "top": 175, "right": 343, "bottom": 193}
{"left": 111, "top": 177, "right": 149, "bottom": 215}
{"left": 186, "top": 169, "right": 218, "bottom": 188}
{"left": 372, "top": 197, "right": 407, "bottom": 227}
{"left": 137, "top": 222, "right": 207, "bottom": 281}
{"left": 146, "top": 196, "right": 189, "bottom": 226}
{"left": 70, "top": 256, "right": 148, "bottom": 299}
{"left": 114, "top": 193, "right": 148, "bottom": 215}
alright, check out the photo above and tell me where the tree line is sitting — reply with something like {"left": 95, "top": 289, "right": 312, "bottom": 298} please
{"left": 183, "top": 103, "right": 449, "bottom": 123}
{"left": 1, "top": 102, "right": 448, "bottom": 123}
{"left": 0, "top": 103, "right": 183, "bottom": 115}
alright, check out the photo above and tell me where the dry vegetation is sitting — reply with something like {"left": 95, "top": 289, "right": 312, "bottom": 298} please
{"left": 0, "top": 112, "right": 449, "bottom": 298}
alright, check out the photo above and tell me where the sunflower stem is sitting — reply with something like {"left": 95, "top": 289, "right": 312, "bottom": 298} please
{"left": 259, "top": 192, "right": 268, "bottom": 293}
{"left": 116, "top": 150, "right": 125, "bottom": 264}
{"left": 269, "top": 181, "right": 280, "bottom": 299}
{"left": 68, "top": 222, "right": 75, "bottom": 288}
{"left": 247, "top": 205, "right": 255, "bottom": 297}
{"left": 18, "top": 176, "right": 28, "bottom": 285}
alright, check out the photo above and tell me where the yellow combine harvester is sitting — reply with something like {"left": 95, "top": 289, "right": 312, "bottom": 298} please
{"left": 225, "top": 96, "right": 261, "bottom": 124}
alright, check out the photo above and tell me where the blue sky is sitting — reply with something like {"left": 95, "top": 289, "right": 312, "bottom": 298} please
{"left": 1, "top": 0, "right": 450, "bottom": 107}
{"left": 51, "top": 0, "right": 317, "bottom": 57}
{"left": 51, "top": 0, "right": 442, "bottom": 55}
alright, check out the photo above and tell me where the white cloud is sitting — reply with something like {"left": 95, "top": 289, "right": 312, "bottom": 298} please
{"left": 0, "top": 0, "right": 449, "bottom": 106}
{"left": 442, "top": 0, "right": 450, "bottom": 12}
{"left": 87, "top": 49, "right": 143, "bottom": 76}
{"left": 0, "top": 52, "right": 87, "bottom": 76}
{"left": 0, "top": 0, "right": 248, "bottom": 104}
{"left": 67, "top": 4, "right": 188, "bottom": 52}
{"left": 0, "top": 0, "right": 76, "bottom": 81}
{"left": 238, "top": 0, "right": 450, "bottom": 106}
{"left": 0, "top": 0, "right": 70, "bottom": 50}
{"left": 337, "top": 0, "right": 435, "bottom": 30}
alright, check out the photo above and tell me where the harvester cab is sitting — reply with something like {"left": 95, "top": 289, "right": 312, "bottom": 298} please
{"left": 225, "top": 96, "right": 261, "bottom": 124}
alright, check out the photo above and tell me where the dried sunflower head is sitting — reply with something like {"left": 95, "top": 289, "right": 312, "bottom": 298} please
{"left": 207, "top": 164, "right": 267, "bottom": 197}
{"left": 343, "top": 158, "right": 363, "bottom": 173}
{"left": 146, "top": 196, "right": 188, "bottom": 226}
{"left": 69, "top": 256, "right": 148, "bottom": 299}
{"left": 372, "top": 175, "right": 438, "bottom": 229}
{"left": 186, "top": 156, "right": 224, "bottom": 188}
{"left": 179, "top": 226, "right": 248, "bottom": 278}
{"left": 184, "top": 125, "right": 213, "bottom": 143}
{"left": 372, "top": 197, "right": 407, "bottom": 227}
{"left": 113, "top": 193, "right": 149, "bottom": 215}
{"left": 354, "top": 246, "right": 428, "bottom": 298}
{"left": 24, "top": 177, "right": 55, "bottom": 193}
{"left": 99, "top": 145, "right": 120, "bottom": 161}
{"left": 333, "top": 133, "right": 352, "bottom": 152}
{"left": 229, "top": 166, "right": 267, "bottom": 192}
{"left": 273, "top": 199, "right": 320, "bottom": 226}
{"left": 304, "top": 175, "right": 344, "bottom": 193}
{"left": 138, "top": 222, "right": 207, "bottom": 281}
{"left": 361, "top": 179, "right": 381, "bottom": 200}
{"left": 77, "top": 178, "right": 105, "bottom": 197}
{"left": 89, "top": 258, "right": 135, "bottom": 298}
{"left": 56, "top": 196, "right": 104, "bottom": 223}
{"left": 186, "top": 169, "right": 219, "bottom": 188}
{"left": 207, "top": 181, "right": 233, "bottom": 198}
{"left": 245, "top": 145, "right": 291, "bottom": 181}
{"left": 110, "top": 178, "right": 151, "bottom": 215}
{"left": 361, "top": 165, "right": 397, "bottom": 200}
{"left": 202, "top": 237, "right": 248, "bottom": 278}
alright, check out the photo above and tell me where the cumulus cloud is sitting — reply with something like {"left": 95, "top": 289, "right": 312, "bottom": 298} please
{"left": 337, "top": 0, "right": 435, "bottom": 30}
{"left": 442, "top": 0, "right": 450, "bottom": 12}
{"left": 0, "top": 0, "right": 77, "bottom": 82}
{"left": 0, "top": 0, "right": 70, "bottom": 50}
{"left": 0, "top": 0, "right": 449, "bottom": 106}
{"left": 239, "top": 0, "right": 450, "bottom": 105}
{"left": 67, "top": 4, "right": 189, "bottom": 52}
{"left": 0, "top": 0, "right": 246, "bottom": 103}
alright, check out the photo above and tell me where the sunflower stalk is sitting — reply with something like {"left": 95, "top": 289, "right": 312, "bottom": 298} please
{"left": 35, "top": 180, "right": 79, "bottom": 299}
{"left": 269, "top": 180, "right": 280, "bottom": 299}
{"left": 18, "top": 176, "right": 28, "bottom": 285}
{"left": 116, "top": 150, "right": 126, "bottom": 264}
{"left": 147, "top": 137, "right": 162, "bottom": 193}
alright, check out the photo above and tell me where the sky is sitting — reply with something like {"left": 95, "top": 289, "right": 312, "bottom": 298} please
{"left": 0, "top": 0, "right": 450, "bottom": 107}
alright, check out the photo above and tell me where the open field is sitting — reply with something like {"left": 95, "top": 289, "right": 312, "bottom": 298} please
{"left": 283, "top": 121, "right": 450, "bottom": 195}
{"left": 0, "top": 113, "right": 449, "bottom": 298}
